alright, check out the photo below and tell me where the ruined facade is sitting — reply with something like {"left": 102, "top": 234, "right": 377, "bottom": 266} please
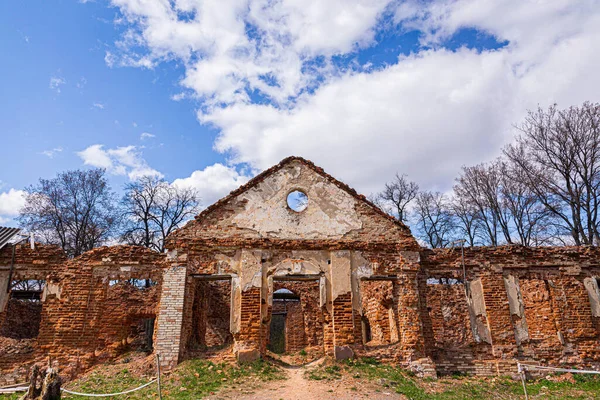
{"left": 2, "top": 156, "right": 600, "bottom": 383}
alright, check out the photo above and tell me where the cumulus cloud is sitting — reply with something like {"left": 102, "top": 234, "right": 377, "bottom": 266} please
{"left": 172, "top": 163, "right": 250, "bottom": 208}
{"left": 92, "top": 102, "right": 105, "bottom": 110}
{"left": 77, "top": 144, "right": 163, "bottom": 180}
{"left": 0, "top": 189, "right": 26, "bottom": 220}
{"left": 102, "top": 0, "right": 600, "bottom": 195}
{"left": 107, "top": 0, "right": 392, "bottom": 105}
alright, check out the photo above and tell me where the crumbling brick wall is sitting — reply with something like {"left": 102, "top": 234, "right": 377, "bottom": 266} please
{"left": 189, "top": 280, "right": 232, "bottom": 349}
{"left": 273, "top": 280, "right": 324, "bottom": 348}
{"left": 0, "top": 244, "right": 166, "bottom": 383}
{"left": 95, "top": 281, "right": 161, "bottom": 355}
{"left": 0, "top": 299, "right": 42, "bottom": 339}
{"left": 361, "top": 280, "right": 395, "bottom": 344}
{"left": 237, "top": 287, "right": 262, "bottom": 349}
{"left": 422, "top": 246, "right": 600, "bottom": 375}
{"left": 284, "top": 301, "right": 305, "bottom": 352}
{"left": 269, "top": 299, "right": 306, "bottom": 353}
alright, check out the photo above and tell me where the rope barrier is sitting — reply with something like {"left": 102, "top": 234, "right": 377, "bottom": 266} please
{"left": 520, "top": 364, "right": 600, "bottom": 375}
{"left": 0, "top": 382, "right": 28, "bottom": 389}
{"left": 0, "top": 386, "right": 29, "bottom": 393}
{"left": 61, "top": 378, "right": 157, "bottom": 397}
{"left": 518, "top": 362, "right": 600, "bottom": 399}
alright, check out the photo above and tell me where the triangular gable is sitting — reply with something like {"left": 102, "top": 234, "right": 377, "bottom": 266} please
{"left": 170, "top": 157, "right": 418, "bottom": 247}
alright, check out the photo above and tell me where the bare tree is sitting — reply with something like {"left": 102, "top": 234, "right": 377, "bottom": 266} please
{"left": 121, "top": 177, "right": 200, "bottom": 252}
{"left": 454, "top": 162, "right": 511, "bottom": 246}
{"left": 505, "top": 102, "right": 600, "bottom": 245}
{"left": 377, "top": 173, "right": 419, "bottom": 222}
{"left": 18, "top": 169, "right": 117, "bottom": 257}
{"left": 450, "top": 194, "right": 481, "bottom": 247}
{"left": 499, "top": 159, "right": 554, "bottom": 246}
{"left": 413, "top": 191, "right": 455, "bottom": 248}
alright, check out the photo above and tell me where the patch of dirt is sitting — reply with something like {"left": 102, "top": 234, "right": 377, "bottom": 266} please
{"left": 266, "top": 346, "right": 323, "bottom": 366}
{"left": 206, "top": 358, "right": 406, "bottom": 400}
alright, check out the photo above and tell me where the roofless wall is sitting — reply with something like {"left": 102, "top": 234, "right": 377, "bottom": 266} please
{"left": 2, "top": 157, "right": 600, "bottom": 382}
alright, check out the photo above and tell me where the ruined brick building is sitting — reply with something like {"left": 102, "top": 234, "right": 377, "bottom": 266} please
{"left": 2, "top": 156, "right": 600, "bottom": 383}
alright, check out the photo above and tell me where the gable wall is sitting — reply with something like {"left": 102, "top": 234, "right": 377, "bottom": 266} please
{"left": 167, "top": 159, "right": 418, "bottom": 250}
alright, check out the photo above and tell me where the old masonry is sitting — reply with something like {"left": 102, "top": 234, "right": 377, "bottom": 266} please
{"left": 2, "top": 156, "right": 600, "bottom": 383}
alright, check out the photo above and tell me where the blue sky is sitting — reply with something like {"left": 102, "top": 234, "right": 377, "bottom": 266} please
{"left": 1, "top": 0, "right": 599, "bottom": 226}
{"left": 0, "top": 1, "right": 220, "bottom": 188}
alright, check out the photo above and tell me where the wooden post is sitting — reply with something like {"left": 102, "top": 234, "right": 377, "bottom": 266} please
{"left": 156, "top": 353, "right": 162, "bottom": 400}
{"left": 518, "top": 363, "right": 529, "bottom": 400}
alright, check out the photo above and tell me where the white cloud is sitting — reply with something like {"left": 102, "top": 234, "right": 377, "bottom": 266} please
{"left": 40, "top": 147, "right": 63, "bottom": 158}
{"left": 77, "top": 144, "right": 163, "bottom": 180}
{"left": 0, "top": 189, "right": 26, "bottom": 217}
{"left": 206, "top": 47, "right": 519, "bottom": 193}
{"left": 173, "top": 163, "right": 250, "bottom": 207}
{"left": 49, "top": 76, "right": 66, "bottom": 93}
{"left": 107, "top": 0, "right": 392, "bottom": 105}
{"left": 140, "top": 132, "right": 155, "bottom": 140}
{"left": 103, "top": 0, "right": 600, "bottom": 196}
{"left": 92, "top": 102, "right": 105, "bottom": 110}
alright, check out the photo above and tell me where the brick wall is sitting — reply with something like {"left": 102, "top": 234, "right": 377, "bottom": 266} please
{"left": 421, "top": 246, "right": 600, "bottom": 375}
{"left": 0, "top": 299, "right": 42, "bottom": 339}
{"left": 237, "top": 287, "right": 262, "bottom": 349}
{"left": 361, "top": 281, "right": 394, "bottom": 344}
{"left": 155, "top": 265, "right": 186, "bottom": 368}
{"left": 189, "top": 280, "right": 232, "bottom": 349}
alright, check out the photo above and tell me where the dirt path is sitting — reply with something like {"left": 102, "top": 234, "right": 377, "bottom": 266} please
{"left": 207, "top": 359, "right": 406, "bottom": 400}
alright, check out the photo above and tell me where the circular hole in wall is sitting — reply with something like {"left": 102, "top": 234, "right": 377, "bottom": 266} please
{"left": 287, "top": 190, "right": 308, "bottom": 212}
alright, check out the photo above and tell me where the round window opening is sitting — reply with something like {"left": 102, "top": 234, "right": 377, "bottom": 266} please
{"left": 287, "top": 190, "right": 308, "bottom": 212}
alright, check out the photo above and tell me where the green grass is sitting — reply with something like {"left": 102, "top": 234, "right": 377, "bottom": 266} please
{"left": 306, "top": 357, "right": 600, "bottom": 400}
{"left": 0, "top": 394, "right": 20, "bottom": 400}
{"left": 42, "top": 359, "right": 283, "bottom": 400}
{"left": 4, "top": 357, "right": 600, "bottom": 399}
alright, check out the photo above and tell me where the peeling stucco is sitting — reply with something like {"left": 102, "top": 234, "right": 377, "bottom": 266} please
{"left": 504, "top": 274, "right": 529, "bottom": 345}
{"left": 240, "top": 249, "right": 263, "bottom": 291}
{"left": 467, "top": 278, "right": 492, "bottom": 344}
{"left": 41, "top": 282, "right": 61, "bottom": 301}
{"left": 230, "top": 161, "right": 363, "bottom": 239}
{"left": 584, "top": 277, "right": 600, "bottom": 317}
{"left": 330, "top": 251, "right": 352, "bottom": 301}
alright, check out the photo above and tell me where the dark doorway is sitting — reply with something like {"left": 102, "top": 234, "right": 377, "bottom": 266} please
{"left": 190, "top": 278, "right": 232, "bottom": 350}
{"left": 269, "top": 313, "right": 286, "bottom": 354}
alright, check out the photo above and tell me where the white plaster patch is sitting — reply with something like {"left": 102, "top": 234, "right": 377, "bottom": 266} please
{"left": 330, "top": 250, "right": 352, "bottom": 300}
{"left": 230, "top": 274, "right": 241, "bottom": 334}
{"left": 230, "top": 162, "right": 362, "bottom": 239}
{"left": 240, "top": 249, "right": 262, "bottom": 290}
{"left": 584, "top": 277, "right": 600, "bottom": 317}
{"left": 42, "top": 282, "right": 62, "bottom": 301}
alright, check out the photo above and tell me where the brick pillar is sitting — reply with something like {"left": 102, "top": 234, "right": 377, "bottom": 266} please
{"left": 330, "top": 250, "right": 354, "bottom": 360}
{"left": 394, "top": 271, "right": 425, "bottom": 361}
{"left": 395, "top": 265, "right": 437, "bottom": 378}
{"left": 155, "top": 265, "right": 187, "bottom": 369}
{"left": 480, "top": 272, "right": 517, "bottom": 359}
{"left": 234, "top": 249, "right": 263, "bottom": 362}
